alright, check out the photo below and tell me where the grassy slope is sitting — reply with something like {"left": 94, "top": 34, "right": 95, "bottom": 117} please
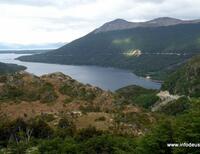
{"left": 0, "top": 72, "right": 155, "bottom": 136}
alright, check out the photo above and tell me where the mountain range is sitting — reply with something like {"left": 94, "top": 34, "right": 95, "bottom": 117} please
{"left": 18, "top": 17, "right": 200, "bottom": 80}
{"left": 94, "top": 17, "right": 200, "bottom": 33}
{"left": 0, "top": 42, "right": 66, "bottom": 50}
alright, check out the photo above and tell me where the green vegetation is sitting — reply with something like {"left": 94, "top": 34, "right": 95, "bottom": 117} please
{"left": 116, "top": 85, "right": 159, "bottom": 108}
{"left": 18, "top": 23, "right": 200, "bottom": 80}
{"left": 0, "top": 73, "right": 57, "bottom": 103}
{"left": 79, "top": 105, "right": 101, "bottom": 113}
{"left": 63, "top": 97, "right": 74, "bottom": 104}
{"left": 114, "top": 111, "right": 155, "bottom": 132}
{"left": 38, "top": 134, "right": 136, "bottom": 154}
{"left": 59, "top": 82, "right": 100, "bottom": 101}
{"left": 158, "top": 97, "right": 191, "bottom": 116}
{"left": 0, "top": 62, "right": 26, "bottom": 75}
{"left": 162, "top": 55, "right": 200, "bottom": 97}
{"left": 0, "top": 117, "right": 136, "bottom": 153}
{"left": 0, "top": 98, "right": 200, "bottom": 153}
{"left": 137, "top": 98, "right": 200, "bottom": 154}
{"left": 39, "top": 82, "right": 58, "bottom": 103}
{"left": 95, "top": 116, "right": 106, "bottom": 121}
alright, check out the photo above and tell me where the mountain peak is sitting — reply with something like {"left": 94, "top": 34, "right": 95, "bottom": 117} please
{"left": 147, "top": 17, "right": 183, "bottom": 25}
{"left": 94, "top": 18, "right": 135, "bottom": 33}
{"left": 109, "top": 18, "right": 130, "bottom": 24}
{"left": 94, "top": 17, "right": 200, "bottom": 33}
{"left": 151, "top": 17, "right": 182, "bottom": 21}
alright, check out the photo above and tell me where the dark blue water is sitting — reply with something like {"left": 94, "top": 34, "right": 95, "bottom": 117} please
{"left": 0, "top": 53, "right": 161, "bottom": 91}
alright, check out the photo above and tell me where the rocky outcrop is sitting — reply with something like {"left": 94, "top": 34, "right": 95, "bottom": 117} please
{"left": 151, "top": 91, "right": 180, "bottom": 112}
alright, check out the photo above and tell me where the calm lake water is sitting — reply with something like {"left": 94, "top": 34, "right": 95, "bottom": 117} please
{"left": 0, "top": 53, "right": 161, "bottom": 91}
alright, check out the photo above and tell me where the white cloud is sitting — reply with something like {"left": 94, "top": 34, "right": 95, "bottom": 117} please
{"left": 0, "top": 0, "right": 200, "bottom": 45}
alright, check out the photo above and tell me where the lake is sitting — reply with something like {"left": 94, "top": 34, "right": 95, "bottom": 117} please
{"left": 0, "top": 53, "right": 161, "bottom": 91}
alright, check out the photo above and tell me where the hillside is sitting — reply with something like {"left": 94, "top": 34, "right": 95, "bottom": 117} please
{"left": 0, "top": 72, "right": 155, "bottom": 135}
{"left": 0, "top": 71, "right": 200, "bottom": 153}
{"left": 116, "top": 85, "right": 159, "bottom": 109}
{"left": 162, "top": 55, "right": 200, "bottom": 97}
{"left": 0, "top": 62, "right": 26, "bottom": 74}
{"left": 18, "top": 17, "right": 200, "bottom": 79}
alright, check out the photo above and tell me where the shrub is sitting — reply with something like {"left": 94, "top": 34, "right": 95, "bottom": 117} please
{"left": 29, "top": 118, "right": 54, "bottom": 139}
{"left": 56, "top": 118, "right": 76, "bottom": 138}
{"left": 80, "top": 134, "right": 136, "bottom": 154}
{"left": 40, "top": 114, "right": 55, "bottom": 122}
{"left": 76, "top": 126, "right": 103, "bottom": 141}
{"left": 159, "top": 97, "right": 191, "bottom": 116}
{"left": 116, "top": 85, "right": 159, "bottom": 109}
{"left": 38, "top": 137, "right": 78, "bottom": 154}
{"left": 59, "top": 84, "right": 77, "bottom": 97}
{"left": 95, "top": 116, "right": 106, "bottom": 121}
{"left": 63, "top": 97, "right": 73, "bottom": 104}
{"left": 0, "top": 85, "right": 24, "bottom": 101}
{"left": 39, "top": 82, "right": 58, "bottom": 103}
{"left": 79, "top": 105, "right": 101, "bottom": 112}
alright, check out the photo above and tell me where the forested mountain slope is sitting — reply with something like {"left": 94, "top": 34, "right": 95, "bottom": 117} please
{"left": 18, "top": 19, "right": 200, "bottom": 80}
{"left": 162, "top": 55, "right": 200, "bottom": 97}
{"left": 0, "top": 62, "right": 26, "bottom": 74}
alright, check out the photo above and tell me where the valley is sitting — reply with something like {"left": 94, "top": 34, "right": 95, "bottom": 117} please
{"left": 0, "top": 14, "right": 199, "bottom": 153}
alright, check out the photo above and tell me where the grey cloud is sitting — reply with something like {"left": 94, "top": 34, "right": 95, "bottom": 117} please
{"left": 0, "top": 0, "right": 95, "bottom": 7}
{"left": 29, "top": 16, "right": 95, "bottom": 32}
{"left": 0, "top": 0, "right": 54, "bottom": 6}
{"left": 1, "top": 0, "right": 200, "bottom": 44}
{"left": 134, "top": 0, "right": 166, "bottom": 3}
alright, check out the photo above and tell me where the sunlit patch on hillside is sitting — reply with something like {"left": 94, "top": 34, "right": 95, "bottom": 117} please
{"left": 196, "top": 38, "right": 200, "bottom": 46}
{"left": 112, "top": 38, "right": 132, "bottom": 45}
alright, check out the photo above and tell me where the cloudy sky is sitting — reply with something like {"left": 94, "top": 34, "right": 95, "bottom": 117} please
{"left": 0, "top": 0, "right": 200, "bottom": 46}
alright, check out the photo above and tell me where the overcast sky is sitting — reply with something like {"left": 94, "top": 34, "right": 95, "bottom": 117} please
{"left": 0, "top": 0, "right": 200, "bottom": 45}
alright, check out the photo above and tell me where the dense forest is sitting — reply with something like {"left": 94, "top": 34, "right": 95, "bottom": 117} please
{"left": 0, "top": 62, "right": 26, "bottom": 75}
{"left": 162, "top": 55, "right": 200, "bottom": 97}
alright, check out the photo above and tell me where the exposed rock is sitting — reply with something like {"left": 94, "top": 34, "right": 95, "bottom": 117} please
{"left": 151, "top": 91, "right": 180, "bottom": 112}
{"left": 124, "top": 49, "right": 142, "bottom": 57}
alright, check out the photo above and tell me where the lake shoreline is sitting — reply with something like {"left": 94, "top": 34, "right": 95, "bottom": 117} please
{"left": 17, "top": 56, "right": 164, "bottom": 84}
{"left": 0, "top": 53, "right": 161, "bottom": 91}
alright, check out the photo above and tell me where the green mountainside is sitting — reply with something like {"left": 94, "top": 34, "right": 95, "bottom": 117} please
{"left": 18, "top": 22, "right": 200, "bottom": 79}
{"left": 162, "top": 55, "right": 200, "bottom": 97}
{"left": 0, "top": 62, "right": 26, "bottom": 74}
